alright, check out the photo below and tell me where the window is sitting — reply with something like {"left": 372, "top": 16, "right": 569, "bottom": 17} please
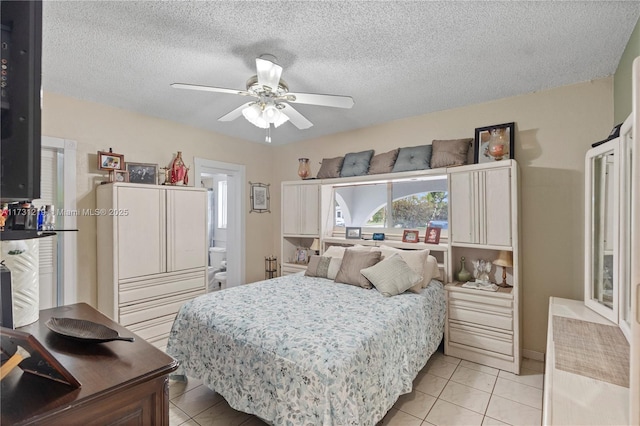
{"left": 217, "top": 180, "right": 227, "bottom": 229}
{"left": 333, "top": 175, "right": 448, "bottom": 237}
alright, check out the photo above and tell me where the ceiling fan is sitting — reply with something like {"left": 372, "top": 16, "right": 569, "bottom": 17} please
{"left": 171, "top": 54, "right": 354, "bottom": 140}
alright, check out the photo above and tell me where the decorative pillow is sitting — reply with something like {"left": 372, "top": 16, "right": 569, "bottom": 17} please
{"left": 361, "top": 254, "right": 423, "bottom": 297}
{"left": 334, "top": 249, "right": 381, "bottom": 289}
{"left": 327, "top": 257, "right": 343, "bottom": 280}
{"left": 392, "top": 145, "right": 432, "bottom": 172}
{"left": 305, "top": 256, "right": 332, "bottom": 278}
{"left": 317, "top": 156, "right": 344, "bottom": 178}
{"left": 368, "top": 149, "right": 400, "bottom": 175}
{"left": 425, "top": 255, "right": 441, "bottom": 286}
{"left": 430, "top": 138, "right": 473, "bottom": 168}
{"left": 323, "top": 245, "right": 346, "bottom": 258}
{"left": 340, "top": 150, "right": 374, "bottom": 177}
{"left": 379, "top": 245, "right": 430, "bottom": 292}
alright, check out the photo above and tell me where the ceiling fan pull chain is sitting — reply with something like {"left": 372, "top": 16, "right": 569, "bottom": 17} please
{"left": 265, "top": 125, "right": 272, "bottom": 143}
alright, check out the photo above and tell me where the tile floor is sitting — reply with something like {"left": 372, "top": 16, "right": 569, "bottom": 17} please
{"left": 168, "top": 350, "right": 545, "bottom": 426}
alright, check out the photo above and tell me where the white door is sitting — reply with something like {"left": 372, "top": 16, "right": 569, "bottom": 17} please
{"left": 450, "top": 171, "right": 474, "bottom": 244}
{"left": 167, "top": 188, "right": 207, "bottom": 272}
{"left": 117, "top": 186, "right": 165, "bottom": 279}
{"left": 630, "top": 56, "right": 640, "bottom": 426}
{"left": 484, "top": 167, "right": 512, "bottom": 247}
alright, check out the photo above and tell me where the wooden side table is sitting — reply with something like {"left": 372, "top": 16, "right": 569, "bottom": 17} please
{"left": 1, "top": 303, "right": 178, "bottom": 425}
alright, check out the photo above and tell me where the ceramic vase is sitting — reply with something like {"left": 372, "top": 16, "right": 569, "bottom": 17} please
{"left": 456, "top": 256, "right": 472, "bottom": 283}
{"left": 298, "top": 158, "right": 310, "bottom": 179}
{"left": 1, "top": 239, "right": 39, "bottom": 327}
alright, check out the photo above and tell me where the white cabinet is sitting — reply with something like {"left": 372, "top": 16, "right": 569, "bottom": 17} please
{"left": 282, "top": 183, "right": 319, "bottom": 236}
{"left": 97, "top": 183, "right": 207, "bottom": 350}
{"left": 450, "top": 164, "right": 512, "bottom": 248}
{"left": 446, "top": 160, "right": 521, "bottom": 374}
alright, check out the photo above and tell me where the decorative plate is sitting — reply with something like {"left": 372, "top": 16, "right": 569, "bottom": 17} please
{"left": 45, "top": 318, "right": 135, "bottom": 343}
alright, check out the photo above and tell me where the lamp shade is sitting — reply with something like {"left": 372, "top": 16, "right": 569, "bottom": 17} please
{"left": 493, "top": 250, "right": 513, "bottom": 267}
{"left": 310, "top": 238, "right": 320, "bottom": 251}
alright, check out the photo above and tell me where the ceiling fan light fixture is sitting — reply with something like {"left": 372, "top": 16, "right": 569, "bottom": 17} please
{"left": 273, "top": 111, "right": 289, "bottom": 128}
{"left": 242, "top": 103, "right": 269, "bottom": 128}
{"left": 263, "top": 104, "right": 281, "bottom": 122}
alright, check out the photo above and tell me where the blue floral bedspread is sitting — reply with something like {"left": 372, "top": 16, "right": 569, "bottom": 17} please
{"left": 166, "top": 275, "right": 445, "bottom": 426}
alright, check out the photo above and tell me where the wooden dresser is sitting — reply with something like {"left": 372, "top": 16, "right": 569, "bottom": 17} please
{"left": 0, "top": 303, "right": 178, "bottom": 425}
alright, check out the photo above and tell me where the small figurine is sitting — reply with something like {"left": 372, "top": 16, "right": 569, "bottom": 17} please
{"left": 472, "top": 259, "right": 492, "bottom": 284}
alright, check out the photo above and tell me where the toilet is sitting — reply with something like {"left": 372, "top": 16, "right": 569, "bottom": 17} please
{"left": 208, "top": 247, "right": 227, "bottom": 291}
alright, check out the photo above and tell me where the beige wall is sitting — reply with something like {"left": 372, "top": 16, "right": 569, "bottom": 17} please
{"left": 42, "top": 91, "right": 275, "bottom": 306}
{"left": 272, "top": 78, "right": 614, "bottom": 353}
{"left": 614, "top": 17, "right": 640, "bottom": 124}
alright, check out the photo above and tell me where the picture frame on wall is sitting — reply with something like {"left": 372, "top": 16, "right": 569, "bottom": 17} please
{"left": 474, "top": 122, "right": 515, "bottom": 164}
{"left": 345, "top": 227, "right": 362, "bottom": 239}
{"left": 402, "top": 229, "right": 420, "bottom": 243}
{"left": 126, "top": 162, "right": 158, "bottom": 185}
{"left": 97, "top": 151, "right": 124, "bottom": 171}
{"left": 250, "top": 182, "right": 270, "bottom": 213}
{"left": 425, "top": 226, "right": 441, "bottom": 244}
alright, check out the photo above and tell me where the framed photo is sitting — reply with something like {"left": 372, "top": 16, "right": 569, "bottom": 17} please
{"left": 109, "top": 170, "right": 129, "bottom": 183}
{"left": 402, "top": 229, "right": 420, "bottom": 243}
{"left": 474, "top": 122, "right": 515, "bottom": 164}
{"left": 295, "top": 247, "right": 309, "bottom": 264}
{"left": 250, "top": 182, "right": 270, "bottom": 213}
{"left": 126, "top": 162, "right": 157, "bottom": 185}
{"left": 425, "top": 226, "right": 441, "bottom": 244}
{"left": 98, "top": 151, "right": 124, "bottom": 171}
{"left": 345, "top": 227, "right": 362, "bottom": 239}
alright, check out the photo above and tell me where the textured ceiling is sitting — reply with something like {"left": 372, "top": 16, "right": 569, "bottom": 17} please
{"left": 42, "top": 1, "right": 640, "bottom": 146}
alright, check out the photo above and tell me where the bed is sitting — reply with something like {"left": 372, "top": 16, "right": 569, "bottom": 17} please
{"left": 166, "top": 273, "right": 445, "bottom": 425}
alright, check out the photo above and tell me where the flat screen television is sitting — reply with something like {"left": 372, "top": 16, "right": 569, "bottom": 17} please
{"left": 1, "top": 1, "right": 42, "bottom": 203}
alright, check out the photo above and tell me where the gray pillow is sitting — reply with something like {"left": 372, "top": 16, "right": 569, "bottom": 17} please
{"left": 340, "top": 150, "right": 374, "bottom": 177}
{"left": 368, "top": 149, "right": 399, "bottom": 174}
{"left": 430, "top": 138, "right": 473, "bottom": 168}
{"left": 334, "top": 248, "right": 381, "bottom": 289}
{"left": 317, "top": 157, "right": 344, "bottom": 178}
{"left": 305, "top": 256, "right": 331, "bottom": 278}
{"left": 392, "top": 145, "right": 432, "bottom": 172}
{"left": 361, "top": 254, "right": 423, "bottom": 297}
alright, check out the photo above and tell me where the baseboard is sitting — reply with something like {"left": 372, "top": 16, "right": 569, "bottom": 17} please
{"left": 522, "top": 349, "right": 545, "bottom": 362}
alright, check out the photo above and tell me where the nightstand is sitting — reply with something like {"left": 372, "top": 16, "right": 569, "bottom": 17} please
{"left": 444, "top": 282, "right": 518, "bottom": 373}
{"left": 1, "top": 303, "right": 178, "bottom": 425}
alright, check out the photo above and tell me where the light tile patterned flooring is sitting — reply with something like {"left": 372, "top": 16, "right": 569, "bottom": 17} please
{"left": 169, "top": 349, "right": 545, "bottom": 426}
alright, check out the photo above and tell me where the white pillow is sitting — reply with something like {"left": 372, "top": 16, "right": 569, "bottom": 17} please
{"left": 323, "top": 245, "right": 346, "bottom": 258}
{"left": 327, "top": 257, "right": 342, "bottom": 280}
{"left": 361, "top": 254, "right": 423, "bottom": 297}
{"left": 379, "top": 245, "right": 430, "bottom": 291}
{"left": 424, "top": 255, "right": 441, "bottom": 287}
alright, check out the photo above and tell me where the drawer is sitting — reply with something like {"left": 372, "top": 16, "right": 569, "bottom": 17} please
{"left": 449, "top": 303, "right": 513, "bottom": 331}
{"left": 449, "top": 320, "right": 513, "bottom": 356}
{"left": 119, "top": 270, "right": 205, "bottom": 305}
{"left": 448, "top": 289, "right": 513, "bottom": 309}
{"left": 119, "top": 289, "right": 203, "bottom": 326}
{"left": 127, "top": 313, "right": 175, "bottom": 342}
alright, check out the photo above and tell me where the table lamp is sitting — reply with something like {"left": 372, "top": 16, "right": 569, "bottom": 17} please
{"left": 493, "top": 250, "right": 513, "bottom": 287}
{"left": 310, "top": 238, "right": 320, "bottom": 255}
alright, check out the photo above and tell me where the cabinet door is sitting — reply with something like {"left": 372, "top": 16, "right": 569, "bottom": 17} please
{"left": 167, "top": 189, "right": 207, "bottom": 272}
{"left": 282, "top": 185, "right": 300, "bottom": 235}
{"left": 450, "top": 171, "right": 475, "bottom": 244}
{"left": 117, "top": 187, "right": 165, "bottom": 279}
{"left": 484, "top": 168, "right": 512, "bottom": 246}
{"left": 299, "top": 184, "right": 319, "bottom": 235}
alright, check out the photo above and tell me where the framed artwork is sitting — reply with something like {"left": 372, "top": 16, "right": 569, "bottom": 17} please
{"left": 109, "top": 170, "right": 129, "bottom": 183}
{"left": 126, "top": 162, "right": 157, "bottom": 185}
{"left": 345, "top": 227, "right": 362, "bottom": 239}
{"left": 250, "top": 182, "right": 270, "bottom": 213}
{"left": 295, "top": 247, "right": 310, "bottom": 264}
{"left": 97, "top": 151, "right": 124, "bottom": 171}
{"left": 425, "top": 227, "right": 441, "bottom": 244}
{"left": 474, "top": 122, "right": 515, "bottom": 164}
{"left": 402, "top": 229, "right": 420, "bottom": 243}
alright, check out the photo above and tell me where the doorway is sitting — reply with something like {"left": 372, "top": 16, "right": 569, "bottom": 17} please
{"left": 194, "top": 158, "right": 245, "bottom": 288}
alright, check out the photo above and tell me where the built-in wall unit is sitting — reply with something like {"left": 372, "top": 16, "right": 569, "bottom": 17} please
{"left": 542, "top": 58, "right": 640, "bottom": 425}
{"left": 96, "top": 183, "right": 207, "bottom": 350}
{"left": 280, "top": 160, "right": 520, "bottom": 373}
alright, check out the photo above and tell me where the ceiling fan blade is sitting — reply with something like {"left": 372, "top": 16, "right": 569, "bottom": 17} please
{"left": 171, "top": 83, "right": 251, "bottom": 97}
{"left": 280, "top": 103, "right": 313, "bottom": 129}
{"left": 256, "top": 56, "right": 283, "bottom": 92}
{"left": 218, "top": 102, "right": 253, "bottom": 122}
{"left": 283, "top": 92, "right": 354, "bottom": 109}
